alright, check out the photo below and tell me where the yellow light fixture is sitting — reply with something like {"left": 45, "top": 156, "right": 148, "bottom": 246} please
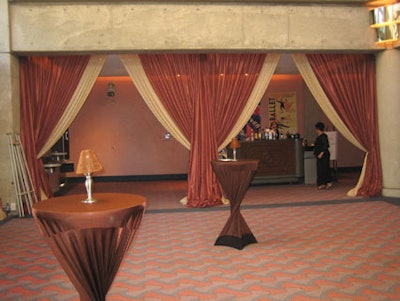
{"left": 370, "top": 3, "right": 400, "bottom": 46}
{"left": 76, "top": 149, "right": 103, "bottom": 203}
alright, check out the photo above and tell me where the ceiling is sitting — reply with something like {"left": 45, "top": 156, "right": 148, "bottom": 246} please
{"left": 100, "top": 55, "right": 130, "bottom": 77}
{"left": 99, "top": 54, "right": 300, "bottom": 77}
{"left": 10, "top": 0, "right": 370, "bottom": 3}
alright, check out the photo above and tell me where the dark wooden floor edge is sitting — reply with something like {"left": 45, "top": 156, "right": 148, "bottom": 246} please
{"left": 145, "top": 197, "right": 399, "bottom": 214}
{"left": 66, "top": 174, "right": 188, "bottom": 183}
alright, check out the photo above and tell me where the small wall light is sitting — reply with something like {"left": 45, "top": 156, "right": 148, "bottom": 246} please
{"left": 107, "top": 82, "right": 115, "bottom": 97}
{"left": 164, "top": 132, "right": 172, "bottom": 140}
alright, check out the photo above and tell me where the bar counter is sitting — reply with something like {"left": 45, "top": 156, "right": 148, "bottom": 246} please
{"left": 237, "top": 139, "right": 304, "bottom": 184}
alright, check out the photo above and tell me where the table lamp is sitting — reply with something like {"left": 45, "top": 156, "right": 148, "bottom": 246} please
{"left": 229, "top": 137, "right": 241, "bottom": 161}
{"left": 76, "top": 149, "right": 103, "bottom": 203}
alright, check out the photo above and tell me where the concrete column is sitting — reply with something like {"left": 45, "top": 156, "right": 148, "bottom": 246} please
{"left": 376, "top": 49, "right": 400, "bottom": 198}
{"left": 0, "top": 0, "right": 20, "bottom": 210}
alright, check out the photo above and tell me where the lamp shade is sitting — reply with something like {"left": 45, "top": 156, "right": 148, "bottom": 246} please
{"left": 230, "top": 137, "right": 241, "bottom": 149}
{"left": 76, "top": 149, "right": 103, "bottom": 175}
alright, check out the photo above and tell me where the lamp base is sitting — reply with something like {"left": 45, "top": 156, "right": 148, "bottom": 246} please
{"left": 82, "top": 173, "right": 96, "bottom": 204}
{"left": 81, "top": 198, "right": 97, "bottom": 204}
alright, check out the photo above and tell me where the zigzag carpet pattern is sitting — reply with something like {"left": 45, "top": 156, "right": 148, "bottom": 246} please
{"left": 1, "top": 173, "right": 400, "bottom": 300}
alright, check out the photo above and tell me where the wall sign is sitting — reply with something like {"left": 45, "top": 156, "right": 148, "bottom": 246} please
{"left": 267, "top": 92, "right": 297, "bottom": 135}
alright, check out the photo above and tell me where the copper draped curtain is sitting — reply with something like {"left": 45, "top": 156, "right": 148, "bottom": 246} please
{"left": 139, "top": 53, "right": 266, "bottom": 207}
{"left": 20, "top": 56, "right": 91, "bottom": 200}
{"left": 306, "top": 53, "right": 382, "bottom": 197}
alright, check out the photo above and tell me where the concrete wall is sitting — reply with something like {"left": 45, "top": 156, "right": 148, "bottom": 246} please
{"left": 9, "top": 3, "right": 377, "bottom": 52}
{"left": 0, "top": 0, "right": 20, "bottom": 208}
{"left": 377, "top": 50, "right": 400, "bottom": 198}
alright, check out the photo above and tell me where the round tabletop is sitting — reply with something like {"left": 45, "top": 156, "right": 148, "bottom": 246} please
{"left": 32, "top": 193, "right": 147, "bottom": 231}
{"left": 33, "top": 193, "right": 146, "bottom": 213}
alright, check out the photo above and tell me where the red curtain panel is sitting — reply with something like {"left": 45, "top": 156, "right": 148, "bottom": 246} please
{"left": 306, "top": 53, "right": 382, "bottom": 197}
{"left": 139, "top": 53, "right": 266, "bottom": 207}
{"left": 20, "top": 56, "right": 91, "bottom": 201}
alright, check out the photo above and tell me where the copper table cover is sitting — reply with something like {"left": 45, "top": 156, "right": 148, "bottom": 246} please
{"left": 32, "top": 193, "right": 146, "bottom": 301}
{"left": 211, "top": 159, "right": 259, "bottom": 250}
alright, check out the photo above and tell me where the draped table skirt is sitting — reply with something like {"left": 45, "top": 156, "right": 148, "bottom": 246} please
{"left": 211, "top": 159, "right": 259, "bottom": 250}
{"left": 32, "top": 193, "right": 146, "bottom": 301}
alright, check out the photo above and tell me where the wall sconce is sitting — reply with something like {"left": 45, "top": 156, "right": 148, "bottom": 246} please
{"left": 164, "top": 132, "right": 172, "bottom": 140}
{"left": 370, "top": 3, "right": 400, "bottom": 46}
{"left": 107, "top": 82, "right": 115, "bottom": 97}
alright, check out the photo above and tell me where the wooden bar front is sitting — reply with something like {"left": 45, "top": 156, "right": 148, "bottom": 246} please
{"left": 237, "top": 139, "right": 304, "bottom": 184}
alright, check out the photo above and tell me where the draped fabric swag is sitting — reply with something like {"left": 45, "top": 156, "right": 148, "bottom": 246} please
{"left": 20, "top": 55, "right": 106, "bottom": 202}
{"left": 292, "top": 54, "right": 382, "bottom": 197}
{"left": 37, "top": 56, "right": 107, "bottom": 158}
{"left": 121, "top": 53, "right": 279, "bottom": 207}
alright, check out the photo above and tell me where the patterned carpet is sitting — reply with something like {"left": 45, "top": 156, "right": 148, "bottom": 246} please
{"left": 1, "top": 175, "right": 400, "bottom": 300}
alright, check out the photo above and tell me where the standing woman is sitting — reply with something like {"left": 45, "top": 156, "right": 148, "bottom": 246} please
{"left": 269, "top": 121, "right": 280, "bottom": 139}
{"left": 314, "top": 122, "right": 333, "bottom": 190}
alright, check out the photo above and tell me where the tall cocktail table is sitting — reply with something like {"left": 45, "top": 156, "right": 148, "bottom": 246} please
{"left": 32, "top": 193, "right": 146, "bottom": 301}
{"left": 211, "top": 159, "right": 259, "bottom": 250}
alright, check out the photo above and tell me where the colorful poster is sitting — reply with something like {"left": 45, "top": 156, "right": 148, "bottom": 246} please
{"left": 267, "top": 92, "right": 297, "bottom": 135}
{"left": 245, "top": 104, "right": 261, "bottom": 137}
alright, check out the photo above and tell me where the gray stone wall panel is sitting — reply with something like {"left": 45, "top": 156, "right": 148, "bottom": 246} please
{"left": 9, "top": 3, "right": 377, "bottom": 52}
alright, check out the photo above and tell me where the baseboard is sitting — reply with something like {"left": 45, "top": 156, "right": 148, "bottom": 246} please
{"left": 66, "top": 174, "right": 188, "bottom": 183}
{"left": 336, "top": 166, "right": 362, "bottom": 172}
{"left": 65, "top": 168, "right": 360, "bottom": 184}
